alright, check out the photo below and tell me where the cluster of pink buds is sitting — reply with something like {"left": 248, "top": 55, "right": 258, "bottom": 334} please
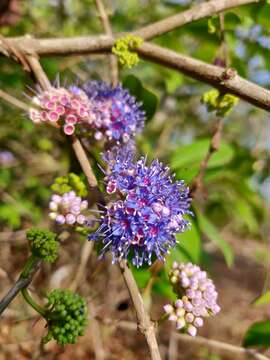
{"left": 29, "top": 87, "right": 92, "bottom": 135}
{"left": 164, "top": 262, "right": 220, "bottom": 336}
{"left": 49, "top": 191, "right": 88, "bottom": 226}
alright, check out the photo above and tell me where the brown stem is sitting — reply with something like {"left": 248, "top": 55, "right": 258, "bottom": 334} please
{"left": 25, "top": 53, "right": 51, "bottom": 91}
{"left": 0, "top": 258, "right": 41, "bottom": 316}
{"left": 0, "top": 89, "right": 29, "bottom": 111}
{"left": 172, "top": 332, "right": 270, "bottom": 360}
{"left": 119, "top": 260, "right": 161, "bottom": 360}
{"left": 137, "top": 42, "right": 270, "bottom": 112}
{"left": 1, "top": 38, "right": 269, "bottom": 112}
{"left": 190, "top": 118, "right": 223, "bottom": 197}
{"left": 94, "top": 0, "right": 118, "bottom": 86}
{"left": 134, "top": 0, "right": 258, "bottom": 40}
{"left": 0, "top": 0, "right": 257, "bottom": 55}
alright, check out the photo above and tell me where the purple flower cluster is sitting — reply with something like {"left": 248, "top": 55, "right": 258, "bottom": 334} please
{"left": 29, "top": 81, "right": 145, "bottom": 143}
{"left": 49, "top": 191, "right": 88, "bottom": 226}
{"left": 164, "top": 262, "right": 220, "bottom": 336}
{"left": 82, "top": 81, "right": 145, "bottom": 143}
{"left": 29, "top": 87, "right": 92, "bottom": 135}
{"left": 89, "top": 147, "right": 191, "bottom": 267}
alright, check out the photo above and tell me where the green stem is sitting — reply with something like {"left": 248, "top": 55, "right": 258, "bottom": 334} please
{"left": 156, "top": 312, "right": 169, "bottom": 326}
{"left": 20, "top": 255, "right": 38, "bottom": 278}
{"left": 21, "top": 287, "right": 47, "bottom": 317}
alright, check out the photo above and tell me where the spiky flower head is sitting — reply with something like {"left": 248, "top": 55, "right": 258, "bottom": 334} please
{"left": 164, "top": 262, "right": 220, "bottom": 336}
{"left": 26, "top": 228, "right": 58, "bottom": 263}
{"left": 49, "top": 191, "right": 89, "bottom": 226}
{"left": 81, "top": 81, "right": 145, "bottom": 143}
{"left": 89, "top": 146, "right": 191, "bottom": 267}
{"left": 43, "top": 289, "right": 88, "bottom": 345}
{"left": 29, "top": 86, "right": 92, "bottom": 135}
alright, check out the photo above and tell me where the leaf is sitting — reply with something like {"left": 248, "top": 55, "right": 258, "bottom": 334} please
{"left": 243, "top": 320, "right": 270, "bottom": 347}
{"left": 234, "top": 197, "right": 259, "bottom": 233}
{"left": 253, "top": 291, "right": 270, "bottom": 307}
{"left": 196, "top": 210, "right": 234, "bottom": 267}
{"left": 153, "top": 269, "right": 176, "bottom": 300}
{"left": 171, "top": 138, "right": 234, "bottom": 170}
{"left": 225, "top": 12, "right": 242, "bottom": 29}
{"left": 123, "top": 75, "right": 158, "bottom": 121}
{"left": 172, "top": 217, "right": 201, "bottom": 264}
{"left": 131, "top": 266, "right": 151, "bottom": 288}
{"left": 257, "top": 3, "right": 270, "bottom": 28}
{"left": 165, "top": 71, "right": 183, "bottom": 94}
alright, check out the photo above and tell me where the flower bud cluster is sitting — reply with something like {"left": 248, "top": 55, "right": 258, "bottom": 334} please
{"left": 43, "top": 289, "right": 87, "bottom": 345}
{"left": 26, "top": 228, "right": 58, "bottom": 263}
{"left": 49, "top": 191, "right": 88, "bottom": 226}
{"left": 112, "top": 35, "right": 143, "bottom": 68}
{"left": 164, "top": 262, "right": 220, "bottom": 336}
{"left": 29, "top": 87, "right": 92, "bottom": 135}
{"left": 51, "top": 173, "right": 87, "bottom": 197}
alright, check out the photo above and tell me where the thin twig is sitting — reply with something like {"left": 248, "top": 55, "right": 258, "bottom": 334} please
{"left": 173, "top": 332, "right": 270, "bottom": 360}
{"left": 0, "top": 258, "right": 41, "bottom": 316}
{"left": 70, "top": 135, "right": 98, "bottom": 187}
{"left": 134, "top": 0, "right": 258, "bottom": 40}
{"left": 103, "top": 319, "right": 270, "bottom": 360}
{"left": 25, "top": 53, "right": 52, "bottom": 91}
{"left": 88, "top": 300, "right": 106, "bottom": 360}
{"left": 119, "top": 260, "right": 161, "bottom": 360}
{"left": 94, "top": 0, "right": 118, "bottom": 86}
{"left": 69, "top": 241, "right": 94, "bottom": 292}
{"left": 190, "top": 118, "right": 223, "bottom": 197}
{"left": 0, "top": 89, "right": 29, "bottom": 111}
{"left": 168, "top": 332, "right": 178, "bottom": 360}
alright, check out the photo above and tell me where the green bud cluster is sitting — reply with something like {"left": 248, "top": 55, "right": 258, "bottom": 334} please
{"left": 43, "top": 289, "right": 88, "bottom": 345}
{"left": 26, "top": 228, "right": 58, "bottom": 263}
{"left": 51, "top": 173, "right": 87, "bottom": 197}
{"left": 112, "top": 34, "right": 143, "bottom": 68}
{"left": 201, "top": 89, "right": 239, "bottom": 117}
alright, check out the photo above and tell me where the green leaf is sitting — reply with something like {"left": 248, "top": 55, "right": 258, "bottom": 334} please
{"left": 225, "top": 12, "right": 242, "bottom": 29}
{"left": 243, "top": 320, "right": 270, "bottom": 347}
{"left": 171, "top": 138, "right": 234, "bottom": 170}
{"left": 131, "top": 266, "right": 151, "bottom": 288}
{"left": 153, "top": 269, "right": 176, "bottom": 300}
{"left": 196, "top": 211, "right": 234, "bottom": 267}
{"left": 173, "top": 217, "right": 201, "bottom": 264}
{"left": 165, "top": 71, "right": 183, "bottom": 94}
{"left": 253, "top": 291, "right": 270, "bottom": 307}
{"left": 257, "top": 3, "right": 270, "bottom": 27}
{"left": 123, "top": 75, "right": 158, "bottom": 121}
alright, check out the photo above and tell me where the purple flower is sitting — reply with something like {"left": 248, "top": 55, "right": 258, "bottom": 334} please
{"left": 164, "top": 262, "right": 221, "bottom": 336}
{"left": 82, "top": 81, "right": 145, "bottom": 143}
{"left": 88, "top": 147, "right": 191, "bottom": 267}
{"left": 0, "top": 150, "right": 15, "bottom": 166}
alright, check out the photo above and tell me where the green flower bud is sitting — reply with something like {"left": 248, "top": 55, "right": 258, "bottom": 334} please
{"left": 51, "top": 173, "right": 87, "bottom": 197}
{"left": 112, "top": 35, "right": 143, "bottom": 68}
{"left": 201, "top": 89, "right": 239, "bottom": 117}
{"left": 43, "top": 289, "right": 88, "bottom": 345}
{"left": 26, "top": 228, "right": 59, "bottom": 263}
